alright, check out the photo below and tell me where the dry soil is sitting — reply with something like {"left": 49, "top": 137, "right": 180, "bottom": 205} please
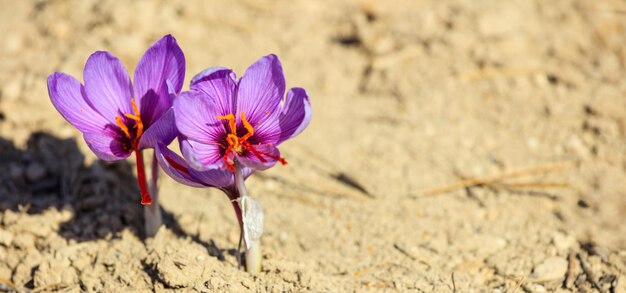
{"left": 0, "top": 0, "right": 625, "bottom": 292}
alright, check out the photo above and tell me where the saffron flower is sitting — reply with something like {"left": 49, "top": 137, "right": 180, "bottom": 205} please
{"left": 166, "top": 54, "right": 311, "bottom": 272}
{"left": 155, "top": 143, "right": 264, "bottom": 270}
{"left": 174, "top": 54, "right": 312, "bottom": 173}
{"left": 47, "top": 35, "right": 185, "bottom": 206}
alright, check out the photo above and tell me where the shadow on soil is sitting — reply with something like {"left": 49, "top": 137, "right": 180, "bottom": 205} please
{"left": 0, "top": 132, "right": 226, "bottom": 258}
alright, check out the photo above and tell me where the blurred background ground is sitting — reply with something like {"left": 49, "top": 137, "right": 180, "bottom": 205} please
{"left": 0, "top": 0, "right": 625, "bottom": 292}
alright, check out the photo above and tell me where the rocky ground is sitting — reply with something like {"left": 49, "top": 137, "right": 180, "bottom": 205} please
{"left": 0, "top": 0, "right": 625, "bottom": 292}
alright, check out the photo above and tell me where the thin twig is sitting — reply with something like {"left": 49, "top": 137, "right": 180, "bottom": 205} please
{"left": 451, "top": 272, "right": 457, "bottom": 293}
{"left": 493, "top": 181, "right": 571, "bottom": 189}
{"left": 580, "top": 241, "right": 608, "bottom": 263}
{"left": 254, "top": 173, "right": 370, "bottom": 200}
{"left": 577, "top": 253, "right": 603, "bottom": 292}
{"left": 331, "top": 172, "right": 373, "bottom": 198}
{"left": 417, "top": 161, "right": 577, "bottom": 197}
{"left": 298, "top": 145, "right": 374, "bottom": 198}
{"left": 511, "top": 275, "right": 526, "bottom": 293}
{"left": 392, "top": 243, "right": 431, "bottom": 268}
{"left": 464, "top": 186, "right": 485, "bottom": 207}
{"left": 489, "top": 185, "right": 560, "bottom": 201}
{"left": 563, "top": 252, "right": 577, "bottom": 289}
{"left": 393, "top": 243, "right": 416, "bottom": 261}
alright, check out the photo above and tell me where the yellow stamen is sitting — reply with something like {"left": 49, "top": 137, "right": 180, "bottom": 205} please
{"left": 217, "top": 113, "right": 237, "bottom": 135}
{"left": 123, "top": 99, "right": 144, "bottom": 138}
{"left": 240, "top": 111, "right": 254, "bottom": 141}
{"left": 131, "top": 98, "right": 140, "bottom": 116}
{"left": 226, "top": 134, "right": 239, "bottom": 148}
{"left": 226, "top": 133, "right": 243, "bottom": 153}
{"left": 116, "top": 116, "right": 131, "bottom": 138}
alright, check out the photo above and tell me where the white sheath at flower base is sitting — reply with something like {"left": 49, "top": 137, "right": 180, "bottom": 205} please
{"left": 236, "top": 195, "right": 264, "bottom": 250}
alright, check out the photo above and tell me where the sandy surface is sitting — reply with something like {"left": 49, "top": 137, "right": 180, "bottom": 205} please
{"left": 1, "top": 0, "right": 626, "bottom": 292}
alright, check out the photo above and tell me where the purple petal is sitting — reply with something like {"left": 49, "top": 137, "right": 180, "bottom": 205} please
{"left": 237, "top": 144, "right": 280, "bottom": 170}
{"left": 180, "top": 138, "right": 225, "bottom": 171}
{"left": 83, "top": 130, "right": 130, "bottom": 161}
{"left": 191, "top": 66, "right": 234, "bottom": 85}
{"left": 156, "top": 143, "right": 236, "bottom": 188}
{"left": 236, "top": 54, "right": 285, "bottom": 127}
{"left": 83, "top": 51, "right": 133, "bottom": 123}
{"left": 134, "top": 35, "right": 185, "bottom": 123}
{"left": 188, "top": 166, "right": 234, "bottom": 188}
{"left": 138, "top": 83, "right": 172, "bottom": 127}
{"left": 253, "top": 87, "right": 312, "bottom": 145}
{"left": 47, "top": 72, "right": 110, "bottom": 133}
{"left": 240, "top": 166, "right": 254, "bottom": 180}
{"left": 190, "top": 68, "right": 237, "bottom": 116}
{"left": 135, "top": 35, "right": 185, "bottom": 95}
{"left": 139, "top": 108, "right": 177, "bottom": 149}
{"left": 277, "top": 88, "right": 312, "bottom": 144}
{"left": 174, "top": 91, "right": 227, "bottom": 144}
{"left": 154, "top": 142, "right": 208, "bottom": 187}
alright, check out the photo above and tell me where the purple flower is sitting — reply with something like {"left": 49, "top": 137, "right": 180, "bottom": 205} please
{"left": 174, "top": 54, "right": 312, "bottom": 173}
{"left": 47, "top": 34, "right": 185, "bottom": 205}
{"left": 155, "top": 142, "right": 262, "bottom": 248}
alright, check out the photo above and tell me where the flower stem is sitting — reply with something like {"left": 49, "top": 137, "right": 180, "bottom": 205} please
{"left": 144, "top": 151, "right": 162, "bottom": 237}
{"left": 233, "top": 163, "right": 262, "bottom": 273}
{"left": 234, "top": 162, "right": 248, "bottom": 197}
{"left": 227, "top": 196, "right": 244, "bottom": 268}
{"left": 245, "top": 240, "right": 262, "bottom": 273}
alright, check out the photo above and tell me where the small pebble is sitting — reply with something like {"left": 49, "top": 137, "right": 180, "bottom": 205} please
{"left": 531, "top": 256, "right": 568, "bottom": 281}
{"left": 523, "top": 283, "right": 547, "bottom": 293}
{"left": 205, "top": 278, "right": 225, "bottom": 290}
{"left": 552, "top": 232, "right": 576, "bottom": 251}
{"left": 0, "top": 230, "right": 14, "bottom": 246}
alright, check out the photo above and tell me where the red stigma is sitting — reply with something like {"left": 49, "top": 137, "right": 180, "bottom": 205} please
{"left": 135, "top": 150, "right": 152, "bottom": 205}
{"left": 165, "top": 156, "right": 190, "bottom": 175}
{"left": 216, "top": 111, "right": 287, "bottom": 171}
{"left": 115, "top": 99, "right": 151, "bottom": 205}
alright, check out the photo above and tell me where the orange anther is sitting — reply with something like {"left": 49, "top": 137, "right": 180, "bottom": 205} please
{"left": 116, "top": 116, "right": 131, "bottom": 138}
{"left": 240, "top": 111, "right": 254, "bottom": 141}
{"left": 131, "top": 98, "right": 140, "bottom": 116}
{"left": 115, "top": 99, "right": 144, "bottom": 149}
{"left": 135, "top": 117, "right": 144, "bottom": 138}
{"left": 217, "top": 113, "right": 237, "bottom": 135}
{"left": 123, "top": 99, "right": 144, "bottom": 139}
{"left": 226, "top": 134, "right": 239, "bottom": 149}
